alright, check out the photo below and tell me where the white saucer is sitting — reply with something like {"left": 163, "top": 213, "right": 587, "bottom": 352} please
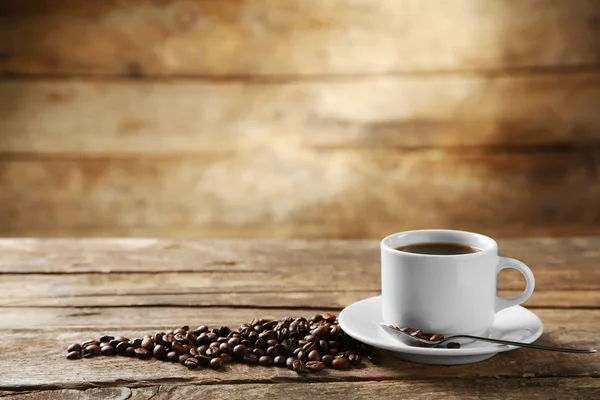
{"left": 338, "top": 296, "right": 543, "bottom": 365}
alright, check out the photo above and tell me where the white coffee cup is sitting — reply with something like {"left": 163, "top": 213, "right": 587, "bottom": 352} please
{"left": 381, "top": 229, "right": 535, "bottom": 336}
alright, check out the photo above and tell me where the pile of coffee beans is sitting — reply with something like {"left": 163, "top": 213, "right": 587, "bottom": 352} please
{"left": 66, "top": 313, "right": 369, "bottom": 373}
{"left": 397, "top": 326, "right": 461, "bottom": 349}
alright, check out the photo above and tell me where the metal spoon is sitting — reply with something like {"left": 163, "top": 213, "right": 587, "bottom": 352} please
{"left": 379, "top": 323, "right": 597, "bottom": 354}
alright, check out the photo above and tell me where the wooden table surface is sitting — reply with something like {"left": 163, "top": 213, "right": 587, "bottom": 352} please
{"left": 0, "top": 238, "right": 598, "bottom": 399}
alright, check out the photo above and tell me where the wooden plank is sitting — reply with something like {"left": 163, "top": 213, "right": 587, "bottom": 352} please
{"left": 1, "top": 0, "right": 599, "bottom": 76}
{"left": 1, "top": 148, "right": 599, "bottom": 238}
{"left": 1, "top": 379, "right": 599, "bottom": 399}
{"left": 1, "top": 290, "right": 597, "bottom": 309}
{"left": 0, "top": 307, "right": 597, "bottom": 389}
{"left": 1, "top": 237, "right": 599, "bottom": 273}
{"left": 2, "top": 75, "right": 600, "bottom": 155}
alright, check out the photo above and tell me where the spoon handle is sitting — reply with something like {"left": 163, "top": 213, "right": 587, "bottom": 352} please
{"left": 451, "top": 335, "right": 597, "bottom": 354}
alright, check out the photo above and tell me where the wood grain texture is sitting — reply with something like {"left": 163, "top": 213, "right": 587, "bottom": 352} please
{"left": 0, "top": 238, "right": 598, "bottom": 308}
{"left": 1, "top": 149, "right": 599, "bottom": 238}
{"left": 1, "top": 379, "right": 599, "bottom": 400}
{"left": 2, "top": 75, "right": 600, "bottom": 155}
{"left": 1, "top": 0, "right": 599, "bottom": 76}
{"left": 0, "top": 308, "right": 598, "bottom": 389}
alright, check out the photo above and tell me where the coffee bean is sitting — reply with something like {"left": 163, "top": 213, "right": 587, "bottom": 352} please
{"left": 232, "top": 344, "right": 247, "bottom": 357}
{"left": 322, "top": 312, "right": 336, "bottom": 323}
{"left": 254, "top": 338, "right": 267, "bottom": 350}
{"left": 329, "top": 340, "right": 339, "bottom": 349}
{"left": 210, "top": 357, "right": 224, "bottom": 369}
{"left": 305, "top": 361, "right": 325, "bottom": 372}
{"left": 318, "top": 340, "right": 329, "bottom": 354}
{"left": 206, "top": 332, "right": 218, "bottom": 342}
{"left": 430, "top": 333, "right": 444, "bottom": 341}
{"left": 348, "top": 353, "right": 362, "bottom": 365}
{"left": 205, "top": 347, "right": 220, "bottom": 357}
{"left": 83, "top": 344, "right": 100, "bottom": 357}
{"left": 174, "top": 328, "right": 186, "bottom": 335}
{"left": 297, "top": 350, "right": 307, "bottom": 362}
{"left": 286, "top": 357, "right": 297, "bottom": 370}
{"left": 100, "top": 345, "right": 116, "bottom": 356}
{"left": 308, "top": 350, "right": 321, "bottom": 362}
{"left": 152, "top": 333, "right": 163, "bottom": 345}
{"left": 174, "top": 333, "right": 188, "bottom": 344}
{"left": 179, "top": 354, "right": 192, "bottom": 364}
{"left": 220, "top": 353, "right": 233, "bottom": 363}
{"left": 134, "top": 348, "right": 151, "bottom": 359}
{"left": 293, "top": 347, "right": 302, "bottom": 357}
{"left": 180, "top": 325, "right": 190, "bottom": 332}
{"left": 141, "top": 337, "right": 154, "bottom": 350}
{"left": 209, "top": 341, "right": 220, "bottom": 348}
{"left": 165, "top": 351, "right": 177, "bottom": 362}
{"left": 304, "top": 335, "right": 318, "bottom": 343}
{"left": 332, "top": 357, "right": 351, "bottom": 369}
{"left": 198, "top": 344, "right": 209, "bottom": 355}
{"left": 273, "top": 355, "right": 286, "bottom": 367}
{"left": 189, "top": 347, "right": 199, "bottom": 357}
{"left": 447, "top": 342, "right": 461, "bottom": 349}
{"left": 252, "top": 348, "right": 265, "bottom": 358}
{"left": 82, "top": 340, "right": 99, "bottom": 348}
{"left": 219, "top": 343, "right": 232, "bottom": 354}
{"left": 266, "top": 346, "right": 279, "bottom": 358}
{"left": 67, "top": 343, "right": 82, "bottom": 353}
{"left": 410, "top": 330, "right": 423, "bottom": 337}
{"left": 243, "top": 353, "right": 259, "bottom": 365}
{"left": 266, "top": 339, "right": 278, "bottom": 347}
{"left": 196, "top": 332, "right": 209, "bottom": 345}
{"left": 321, "top": 354, "right": 334, "bottom": 365}
{"left": 292, "top": 359, "right": 305, "bottom": 373}
{"left": 99, "top": 335, "right": 114, "bottom": 343}
{"left": 114, "top": 336, "right": 129, "bottom": 343}
{"left": 311, "top": 314, "right": 324, "bottom": 323}
{"left": 218, "top": 326, "right": 231, "bottom": 337}
{"left": 194, "top": 325, "right": 209, "bottom": 334}
{"left": 171, "top": 341, "right": 185, "bottom": 355}
{"left": 153, "top": 344, "right": 167, "bottom": 360}
{"left": 303, "top": 342, "right": 317, "bottom": 353}
{"left": 184, "top": 357, "right": 199, "bottom": 369}
{"left": 311, "top": 326, "right": 328, "bottom": 337}
{"left": 228, "top": 337, "right": 240, "bottom": 347}
{"left": 186, "top": 333, "right": 197, "bottom": 344}
{"left": 259, "top": 355, "right": 273, "bottom": 366}
{"left": 66, "top": 351, "right": 82, "bottom": 360}
{"left": 197, "top": 355, "right": 212, "bottom": 365}
{"left": 124, "top": 347, "right": 136, "bottom": 358}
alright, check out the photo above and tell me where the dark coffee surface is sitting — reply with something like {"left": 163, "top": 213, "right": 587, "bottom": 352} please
{"left": 396, "top": 242, "right": 481, "bottom": 255}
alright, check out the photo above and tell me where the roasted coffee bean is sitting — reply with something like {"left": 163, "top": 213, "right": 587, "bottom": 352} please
{"left": 197, "top": 355, "right": 212, "bottom": 366}
{"left": 210, "top": 357, "right": 224, "bottom": 369}
{"left": 67, "top": 343, "right": 82, "bottom": 353}
{"left": 266, "top": 346, "right": 279, "bottom": 358}
{"left": 66, "top": 351, "right": 82, "bottom": 360}
{"left": 174, "top": 328, "right": 186, "bottom": 335}
{"left": 114, "top": 336, "right": 129, "bottom": 343}
{"left": 243, "top": 353, "right": 259, "bottom": 365}
{"left": 165, "top": 351, "right": 178, "bottom": 362}
{"left": 109, "top": 339, "right": 121, "bottom": 347}
{"left": 259, "top": 355, "right": 273, "bottom": 366}
{"left": 220, "top": 353, "right": 233, "bottom": 363}
{"left": 196, "top": 344, "right": 208, "bottom": 355}
{"left": 332, "top": 357, "right": 351, "bottom": 369}
{"left": 298, "top": 339, "right": 308, "bottom": 348}
{"left": 228, "top": 337, "right": 240, "bottom": 347}
{"left": 253, "top": 324, "right": 264, "bottom": 334}
{"left": 297, "top": 350, "right": 307, "bottom": 362}
{"left": 308, "top": 350, "right": 321, "bottom": 362}
{"left": 189, "top": 347, "right": 199, "bottom": 357}
{"left": 293, "top": 348, "right": 302, "bottom": 357}
{"left": 99, "top": 335, "right": 114, "bottom": 343}
{"left": 82, "top": 340, "right": 99, "bottom": 348}
{"left": 196, "top": 332, "right": 210, "bottom": 345}
{"left": 322, "top": 312, "right": 336, "bottom": 323}
{"left": 311, "top": 314, "right": 324, "bottom": 323}
{"left": 329, "top": 340, "right": 339, "bottom": 349}
{"left": 329, "top": 326, "right": 340, "bottom": 339}
{"left": 194, "top": 325, "right": 209, "bottom": 334}
{"left": 141, "top": 337, "right": 154, "bottom": 350}
{"left": 266, "top": 339, "right": 278, "bottom": 347}
{"left": 206, "top": 332, "right": 218, "bottom": 342}
{"left": 306, "top": 361, "right": 325, "bottom": 372}
{"left": 124, "top": 347, "right": 136, "bottom": 358}
{"left": 430, "top": 333, "right": 444, "bottom": 341}
{"left": 302, "top": 342, "right": 317, "bottom": 354}
{"left": 205, "top": 347, "right": 220, "bottom": 357}
{"left": 209, "top": 341, "right": 220, "bottom": 348}
{"left": 321, "top": 354, "right": 334, "bottom": 365}
{"left": 286, "top": 357, "right": 297, "bottom": 370}
{"left": 318, "top": 340, "right": 329, "bottom": 354}
{"left": 254, "top": 338, "right": 267, "bottom": 350}
{"left": 311, "top": 326, "right": 328, "bottom": 337}
{"left": 179, "top": 354, "right": 192, "bottom": 364}
{"left": 184, "top": 357, "right": 199, "bottom": 369}
{"left": 232, "top": 344, "right": 247, "bottom": 357}
{"left": 174, "top": 333, "right": 188, "bottom": 344}
{"left": 292, "top": 359, "right": 305, "bottom": 373}
{"left": 181, "top": 325, "right": 190, "bottom": 332}
{"left": 410, "top": 330, "right": 423, "bottom": 338}
{"left": 219, "top": 343, "right": 232, "bottom": 354}
{"left": 83, "top": 344, "right": 101, "bottom": 357}
{"left": 240, "top": 339, "right": 253, "bottom": 348}
{"left": 447, "top": 342, "right": 461, "bottom": 349}
{"left": 153, "top": 344, "right": 167, "bottom": 360}
{"left": 348, "top": 353, "right": 362, "bottom": 365}
{"left": 152, "top": 333, "right": 163, "bottom": 345}
{"left": 131, "top": 338, "right": 142, "bottom": 348}
{"left": 100, "top": 345, "right": 116, "bottom": 356}
{"left": 273, "top": 355, "right": 286, "bottom": 367}
{"left": 218, "top": 326, "right": 231, "bottom": 337}
{"left": 252, "top": 348, "right": 265, "bottom": 358}
{"left": 134, "top": 348, "right": 151, "bottom": 359}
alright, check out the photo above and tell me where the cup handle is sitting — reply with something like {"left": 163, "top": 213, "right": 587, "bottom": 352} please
{"left": 495, "top": 256, "right": 535, "bottom": 312}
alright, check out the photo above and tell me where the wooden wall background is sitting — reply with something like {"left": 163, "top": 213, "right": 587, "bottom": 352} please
{"left": 0, "top": 0, "right": 599, "bottom": 239}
